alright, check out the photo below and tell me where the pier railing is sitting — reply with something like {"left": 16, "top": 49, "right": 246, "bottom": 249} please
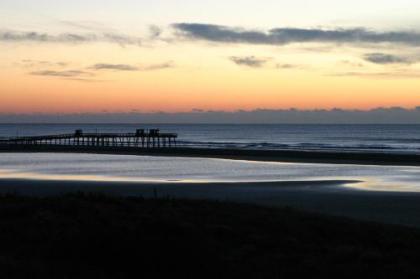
{"left": 0, "top": 129, "right": 178, "bottom": 149}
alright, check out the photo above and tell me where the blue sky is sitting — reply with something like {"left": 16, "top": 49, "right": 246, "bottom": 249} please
{"left": 2, "top": 0, "right": 420, "bottom": 30}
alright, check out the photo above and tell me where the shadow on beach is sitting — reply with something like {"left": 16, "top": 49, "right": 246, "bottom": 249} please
{"left": 1, "top": 193, "right": 420, "bottom": 278}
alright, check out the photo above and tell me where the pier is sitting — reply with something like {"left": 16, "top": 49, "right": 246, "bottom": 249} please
{"left": 0, "top": 129, "right": 178, "bottom": 149}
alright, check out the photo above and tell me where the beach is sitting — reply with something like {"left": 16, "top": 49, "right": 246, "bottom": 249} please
{"left": 3, "top": 194, "right": 420, "bottom": 278}
{"left": 1, "top": 148, "right": 420, "bottom": 226}
{"left": 2, "top": 148, "right": 420, "bottom": 275}
{"left": 1, "top": 177, "right": 420, "bottom": 227}
{"left": 2, "top": 135, "right": 420, "bottom": 277}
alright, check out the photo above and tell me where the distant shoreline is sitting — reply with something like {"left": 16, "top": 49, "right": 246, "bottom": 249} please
{"left": 1, "top": 144, "right": 420, "bottom": 166}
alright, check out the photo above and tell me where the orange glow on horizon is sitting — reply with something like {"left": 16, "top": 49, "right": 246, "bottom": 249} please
{"left": 2, "top": 43, "right": 420, "bottom": 114}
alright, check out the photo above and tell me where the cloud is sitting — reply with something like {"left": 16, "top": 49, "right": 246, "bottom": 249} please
{"left": 89, "top": 62, "right": 174, "bottom": 71}
{"left": 20, "top": 60, "right": 68, "bottom": 68}
{"left": 340, "top": 60, "right": 364, "bottom": 68}
{"left": 149, "top": 25, "right": 162, "bottom": 39}
{"left": 364, "top": 53, "right": 411, "bottom": 64}
{"left": 90, "top": 64, "right": 139, "bottom": 71}
{"left": 29, "top": 62, "right": 173, "bottom": 80}
{"left": 3, "top": 107, "right": 420, "bottom": 124}
{"left": 229, "top": 56, "right": 269, "bottom": 67}
{"left": 173, "top": 23, "right": 420, "bottom": 46}
{"left": 58, "top": 20, "right": 109, "bottom": 31}
{"left": 330, "top": 70, "right": 420, "bottom": 79}
{"left": 0, "top": 30, "right": 142, "bottom": 46}
{"left": 141, "top": 62, "right": 174, "bottom": 71}
{"left": 30, "top": 70, "right": 94, "bottom": 78}
{"left": 276, "top": 64, "right": 298, "bottom": 69}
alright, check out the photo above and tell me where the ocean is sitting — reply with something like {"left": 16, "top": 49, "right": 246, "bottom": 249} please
{"left": 2, "top": 124, "right": 420, "bottom": 192}
{"left": 1, "top": 124, "right": 420, "bottom": 154}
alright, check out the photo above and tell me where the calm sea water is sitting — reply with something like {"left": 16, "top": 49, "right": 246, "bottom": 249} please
{"left": 1, "top": 124, "right": 420, "bottom": 154}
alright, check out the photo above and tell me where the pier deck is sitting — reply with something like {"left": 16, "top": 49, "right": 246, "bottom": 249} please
{"left": 0, "top": 129, "right": 177, "bottom": 149}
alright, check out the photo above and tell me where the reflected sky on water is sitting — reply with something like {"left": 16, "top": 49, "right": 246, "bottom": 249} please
{"left": 1, "top": 153, "right": 420, "bottom": 192}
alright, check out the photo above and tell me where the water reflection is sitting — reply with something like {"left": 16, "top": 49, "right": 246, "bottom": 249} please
{"left": 1, "top": 153, "right": 420, "bottom": 192}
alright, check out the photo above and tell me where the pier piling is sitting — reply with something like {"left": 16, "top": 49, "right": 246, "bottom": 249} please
{"left": 0, "top": 129, "right": 178, "bottom": 149}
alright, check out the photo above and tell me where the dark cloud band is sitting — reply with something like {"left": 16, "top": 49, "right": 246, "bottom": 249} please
{"left": 173, "top": 23, "right": 420, "bottom": 46}
{"left": 0, "top": 30, "right": 142, "bottom": 46}
{"left": 2, "top": 107, "right": 420, "bottom": 124}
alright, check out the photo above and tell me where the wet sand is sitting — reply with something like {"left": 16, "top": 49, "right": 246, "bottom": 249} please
{"left": 2, "top": 144, "right": 420, "bottom": 166}
{"left": 2, "top": 178, "right": 420, "bottom": 228}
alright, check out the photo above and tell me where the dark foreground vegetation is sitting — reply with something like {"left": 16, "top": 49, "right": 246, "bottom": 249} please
{"left": 1, "top": 194, "right": 420, "bottom": 278}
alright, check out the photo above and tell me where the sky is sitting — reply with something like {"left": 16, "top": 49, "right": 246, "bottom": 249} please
{"left": 1, "top": 0, "right": 420, "bottom": 118}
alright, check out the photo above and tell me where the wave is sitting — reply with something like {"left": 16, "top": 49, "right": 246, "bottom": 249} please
{"left": 177, "top": 140, "right": 420, "bottom": 153}
{"left": 324, "top": 137, "right": 420, "bottom": 144}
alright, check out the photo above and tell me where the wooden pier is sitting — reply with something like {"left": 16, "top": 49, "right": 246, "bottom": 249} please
{"left": 0, "top": 129, "right": 178, "bottom": 149}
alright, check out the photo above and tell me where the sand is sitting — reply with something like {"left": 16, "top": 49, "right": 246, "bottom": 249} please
{"left": 1, "top": 178, "right": 420, "bottom": 228}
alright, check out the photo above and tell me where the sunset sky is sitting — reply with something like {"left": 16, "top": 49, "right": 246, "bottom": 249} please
{"left": 2, "top": 0, "right": 420, "bottom": 114}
